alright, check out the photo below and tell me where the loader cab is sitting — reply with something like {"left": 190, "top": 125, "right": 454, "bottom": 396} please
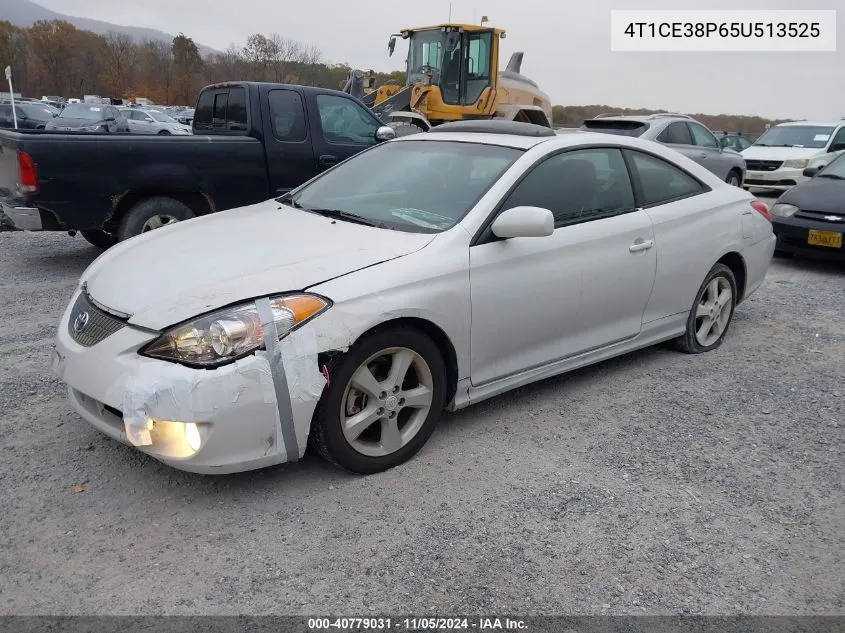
{"left": 396, "top": 25, "right": 499, "bottom": 108}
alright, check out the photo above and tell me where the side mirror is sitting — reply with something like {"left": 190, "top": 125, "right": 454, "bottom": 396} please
{"left": 388, "top": 36, "right": 396, "bottom": 56}
{"left": 803, "top": 167, "right": 820, "bottom": 178}
{"left": 491, "top": 206, "right": 555, "bottom": 239}
{"left": 829, "top": 142, "right": 845, "bottom": 153}
{"left": 375, "top": 125, "right": 396, "bottom": 141}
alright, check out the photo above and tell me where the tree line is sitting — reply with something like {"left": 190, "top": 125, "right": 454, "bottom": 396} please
{"left": 0, "top": 19, "right": 403, "bottom": 105}
{"left": 1, "top": 19, "right": 787, "bottom": 134}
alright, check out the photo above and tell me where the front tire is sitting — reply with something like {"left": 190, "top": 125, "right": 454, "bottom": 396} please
{"left": 726, "top": 170, "right": 742, "bottom": 187}
{"left": 80, "top": 229, "right": 119, "bottom": 249}
{"left": 309, "top": 327, "right": 447, "bottom": 474}
{"left": 118, "top": 197, "right": 195, "bottom": 241}
{"left": 674, "top": 263, "right": 737, "bottom": 354}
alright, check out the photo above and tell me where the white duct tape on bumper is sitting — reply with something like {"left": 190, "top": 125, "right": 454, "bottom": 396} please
{"left": 121, "top": 303, "right": 326, "bottom": 467}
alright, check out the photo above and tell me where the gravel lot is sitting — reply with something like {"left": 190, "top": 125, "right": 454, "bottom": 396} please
{"left": 1, "top": 217, "right": 843, "bottom": 616}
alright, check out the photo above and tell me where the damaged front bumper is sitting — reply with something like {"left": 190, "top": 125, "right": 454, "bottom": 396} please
{"left": 53, "top": 289, "right": 326, "bottom": 474}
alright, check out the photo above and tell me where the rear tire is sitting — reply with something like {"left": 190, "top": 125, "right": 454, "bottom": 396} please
{"left": 309, "top": 327, "right": 447, "bottom": 474}
{"left": 673, "top": 263, "right": 737, "bottom": 354}
{"left": 118, "top": 197, "right": 195, "bottom": 241}
{"left": 80, "top": 229, "right": 118, "bottom": 249}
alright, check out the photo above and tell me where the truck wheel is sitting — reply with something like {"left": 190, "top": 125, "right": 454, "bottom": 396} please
{"left": 80, "top": 229, "right": 118, "bottom": 249}
{"left": 118, "top": 197, "right": 195, "bottom": 241}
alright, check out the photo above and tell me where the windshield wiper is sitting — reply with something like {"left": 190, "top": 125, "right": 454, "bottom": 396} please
{"left": 304, "top": 207, "right": 383, "bottom": 227}
{"left": 817, "top": 173, "right": 845, "bottom": 180}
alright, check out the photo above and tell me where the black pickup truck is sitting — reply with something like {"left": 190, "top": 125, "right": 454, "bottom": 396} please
{"left": 0, "top": 82, "right": 395, "bottom": 247}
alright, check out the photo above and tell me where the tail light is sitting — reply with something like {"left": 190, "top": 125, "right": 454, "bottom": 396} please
{"left": 17, "top": 151, "right": 39, "bottom": 195}
{"left": 750, "top": 200, "right": 771, "bottom": 222}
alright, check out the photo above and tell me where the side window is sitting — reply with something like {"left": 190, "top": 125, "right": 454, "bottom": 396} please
{"left": 739, "top": 137, "right": 752, "bottom": 150}
{"left": 828, "top": 127, "right": 845, "bottom": 150}
{"left": 226, "top": 87, "right": 248, "bottom": 132}
{"left": 316, "top": 94, "right": 378, "bottom": 145}
{"left": 657, "top": 121, "right": 693, "bottom": 145}
{"left": 501, "top": 148, "right": 636, "bottom": 226}
{"left": 627, "top": 150, "right": 705, "bottom": 206}
{"left": 268, "top": 89, "right": 307, "bottom": 142}
{"left": 194, "top": 90, "right": 214, "bottom": 131}
{"left": 465, "top": 31, "right": 492, "bottom": 103}
{"left": 689, "top": 122, "right": 719, "bottom": 149}
{"left": 212, "top": 92, "right": 228, "bottom": 130}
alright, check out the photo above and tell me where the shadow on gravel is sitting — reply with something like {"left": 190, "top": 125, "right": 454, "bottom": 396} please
{"left": 773, "top": 254, "right": 845, "bottom": 276}
{"left": 25, "top": 246, "right": 101, "bottom": 275}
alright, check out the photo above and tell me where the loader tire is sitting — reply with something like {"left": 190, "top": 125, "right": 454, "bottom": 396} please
{"left": 389, "top": 122, "right": 425, "bottom": 137}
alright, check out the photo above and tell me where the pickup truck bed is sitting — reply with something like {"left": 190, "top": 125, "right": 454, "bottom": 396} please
{"left": 0, "top": 82, "right": 392, "bottom": 246}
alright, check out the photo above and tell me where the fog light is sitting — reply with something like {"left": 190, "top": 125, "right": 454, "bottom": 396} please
{"left": 125, "top": 418, "right": 205, "bottom": 458}
{"left": 185, "top": 422, "right": 202, "bottom": 452}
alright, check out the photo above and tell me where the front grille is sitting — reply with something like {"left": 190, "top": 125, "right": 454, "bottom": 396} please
{"left": 746, "top": 160, "right": 783, "bottom": 172}
{"left": 68, "top": 292, "right": 127, "bottom": 347}
{"left": 795, "top": 209, "right": 845, "bottom": 224}
{"left": 745, "top": 178, "right": 796, "bottom": 187}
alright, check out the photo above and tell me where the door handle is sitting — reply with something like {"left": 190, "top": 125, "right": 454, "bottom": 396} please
{"left": 629, "top": 239, "right": 655, "bottom": 253}
{"left": 319, "top": 154, "right": 339, "bottom": 168}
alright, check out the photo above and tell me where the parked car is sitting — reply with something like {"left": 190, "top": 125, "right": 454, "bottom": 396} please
{"left": 769, "top": 152, "right": 845, "bottom": 260}
{"left": 49, "top": 120, "right": 775, "bottom": 475}
{"left": 581, "top": 113, "right": 747, "bottom": 187}
{"left": 174, "top": 108, "right": 195, "bottom": 125}
{"left": 44, "top": 103, "right": 129, "bottom": 134}
{"left": 740, "top": 120, "right": 845, "bottom": 193}
{"left": 717, "top": 131, "right": 753, "bottom": 152}
{"left": 119, "top": 107, "right": 192, "bottom": 135}
{"left": 0, "top": 102, "right": 57, "bottom": 129}
{"left": 0, "top": 82, "right": 396, "bottom": 247}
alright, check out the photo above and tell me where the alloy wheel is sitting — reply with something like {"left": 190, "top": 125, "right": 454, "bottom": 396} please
{"left": 340, "top": 347, "right": 434, "bottom": 457}
{"left": 694, "top": 277, "right": 733, "bottom": 347}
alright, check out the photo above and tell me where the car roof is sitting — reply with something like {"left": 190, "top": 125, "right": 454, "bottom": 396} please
{"left": 774, "top": 120, "right": 845, "bottom": 128}
{"left": 397, "top": 129, "right": 670, "bottom": 152}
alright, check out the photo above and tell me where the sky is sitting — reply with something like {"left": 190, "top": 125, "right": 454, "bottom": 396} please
{"left": 34, "top": 0, "right": 844, "bottom": 120}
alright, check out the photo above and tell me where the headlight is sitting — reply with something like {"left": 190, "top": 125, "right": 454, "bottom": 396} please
{"left": 141, "top": 294, "right": 330, "bottom": 366}
{"left": 783, "top": 159, "right": 809, "bottom": 169}
{"left": 770, "top": 203, "right": 798, "bottom": 218}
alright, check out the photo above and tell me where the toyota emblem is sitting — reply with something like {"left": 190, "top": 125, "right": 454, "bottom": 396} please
{"left": 73, "top": 311, "right": 90, "bottom": 333}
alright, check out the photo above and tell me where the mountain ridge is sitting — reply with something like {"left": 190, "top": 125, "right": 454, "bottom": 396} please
{"left": 3, "top": 0, "right": 219, "bottom": 56}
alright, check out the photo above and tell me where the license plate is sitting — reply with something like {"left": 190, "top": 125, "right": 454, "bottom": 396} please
{"left": 808, "top": 229, "right": 843, "bottom": 248}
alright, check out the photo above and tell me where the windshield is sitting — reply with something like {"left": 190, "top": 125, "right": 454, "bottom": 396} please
{"left": 818, "top": 152, "right": 845, "bottom": 179}
{"left": 148, "top": 110, "right": 176, "bottom": 123}
{"left": 59, "top": 104, "right": 106, "bottom": 120}
{"left": 20, "top": 104, "right": 55, "bottom": 120}
{"left": 286, "top": 140, "right": 523, "bottom": 233}
{"left": 407, "top": 30, "right": 450, "bottom": 85}
{"left": 753, "top": 125, "right": 834, "bottom": 149}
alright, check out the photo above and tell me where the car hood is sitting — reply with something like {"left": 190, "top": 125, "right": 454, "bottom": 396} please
{"left": 81, "top": 200, "right": 437, "bottom": 330}
{"left": 742, "top": 146, "right": 826, "bottom": 160}
{"left": 779, "top": 177, "right": 845, "bottom": 213}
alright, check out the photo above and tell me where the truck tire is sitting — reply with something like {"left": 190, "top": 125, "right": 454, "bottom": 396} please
{"left": 118, "top": 197, "right": 195, "bottom": 241}
{"left": 80, "top": 229, "right": 118, "bottom": 249}
{"left": 389, "top": 122, "right": 425, "bottom": 137}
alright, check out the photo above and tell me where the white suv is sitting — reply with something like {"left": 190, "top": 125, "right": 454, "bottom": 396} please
{"left": 742, "top": 120, "right": 845, "bottom": 192}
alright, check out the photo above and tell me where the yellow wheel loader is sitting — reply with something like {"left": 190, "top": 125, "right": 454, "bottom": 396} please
{"left": 342, "top": 23, "right": 553, "bottom": 135}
